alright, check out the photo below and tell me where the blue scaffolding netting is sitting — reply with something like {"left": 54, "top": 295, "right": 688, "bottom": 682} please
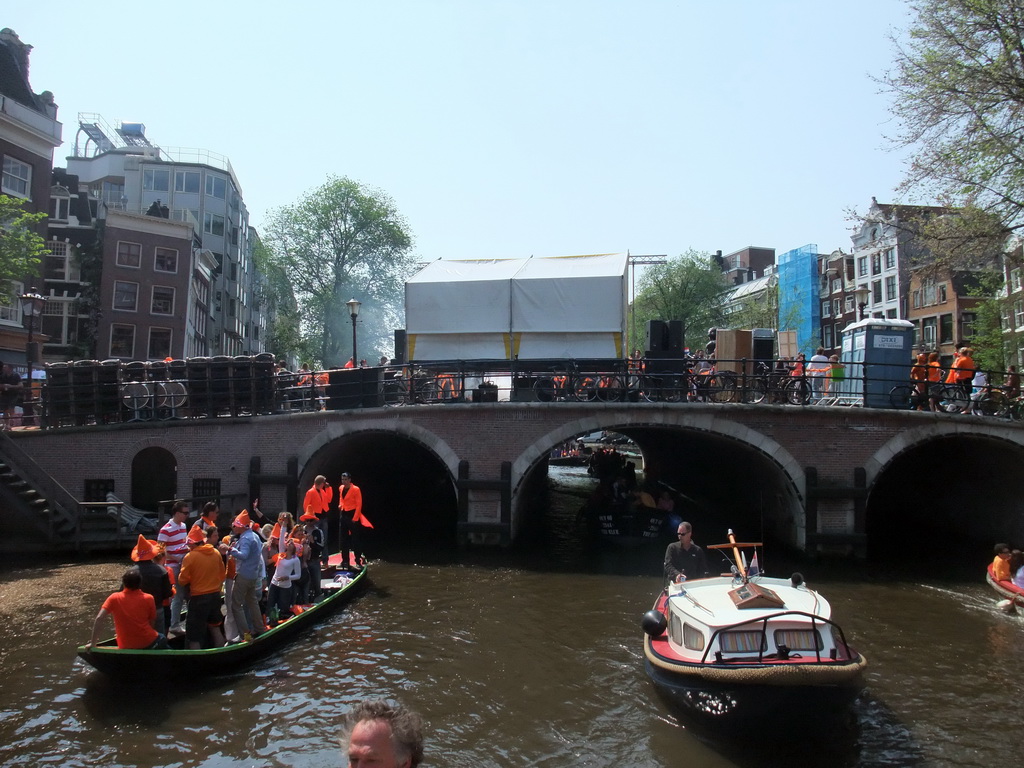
{"left": 777, "top": 244, "right": 820, "bottom": 355}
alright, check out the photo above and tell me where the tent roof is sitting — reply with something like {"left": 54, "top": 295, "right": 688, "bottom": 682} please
{"left": 407, "top": 253, "right": 627, "bottom": 284}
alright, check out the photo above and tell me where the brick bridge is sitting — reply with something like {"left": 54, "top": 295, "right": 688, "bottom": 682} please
{"left": 4, "top": 402, "right": 1024, "bottom": 555}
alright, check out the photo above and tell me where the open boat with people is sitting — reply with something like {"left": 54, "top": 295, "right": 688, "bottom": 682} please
{"left": 641, "top": 531, "right": 867, "bottom": 731}
{"left": 986, "top": 563, "right": 1024, "bottom": 609}
{"left": 77, "top": 558, "right": 367, "bottom": 678}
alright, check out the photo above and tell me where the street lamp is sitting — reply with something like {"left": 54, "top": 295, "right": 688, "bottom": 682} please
{"left": 346, "top": 298, "right": 361, "bottom": 365}
{"left": 853, "top": 286, "right": 871, "bottom": 321}
{"left": 20, "top": 292, "right": 44, "bottom": 424}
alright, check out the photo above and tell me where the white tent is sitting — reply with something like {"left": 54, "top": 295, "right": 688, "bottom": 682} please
{"left": 405, "top": 253, "right": 628, "bottom": 361}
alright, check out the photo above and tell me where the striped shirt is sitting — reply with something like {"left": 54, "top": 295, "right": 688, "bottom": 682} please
{"left": 157, "top": 519, "right": 188, "bottom": 566}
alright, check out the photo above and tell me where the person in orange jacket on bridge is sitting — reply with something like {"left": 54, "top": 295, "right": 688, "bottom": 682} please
{"left": 339, "top": 472, "right": 373, "bottom": 568}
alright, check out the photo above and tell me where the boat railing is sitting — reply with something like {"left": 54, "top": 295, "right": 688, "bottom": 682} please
{"left": 698, "top": 609, "right": 855, "bottom": 665}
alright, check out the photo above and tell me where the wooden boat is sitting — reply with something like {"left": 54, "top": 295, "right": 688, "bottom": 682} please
{"left": 641, "top": 531, "right": 866, "bottom": 731}
{"left": 986, "top": 563, "right": 1024, "bottom": 607}
{"left": 77, "top": 560, "right": 368, "bottom": 678}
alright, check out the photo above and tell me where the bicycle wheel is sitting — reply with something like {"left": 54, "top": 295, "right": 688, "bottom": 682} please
{"left": 534, "top": 376, "right": 558, "bottom": 403}
{"left": 415, "top": 378, "right": 438, "bottom": 404}
{"left": 708, "top": 372, "right": 737, "bottom": 403}
{"left": 743, "top": 377, "right": 767, "bottom": 404}
{"left": 574, "top": 375, "right": 598, "bottom": 402}
{"left": 595, "top": 375, "right": 624, "bottom": 402}
{"left": 975, "top": 391, "right": 1008, "bottom": 418}
{"left": 786, "top": 378, "right": 811, "bottom": 405}
{"left": 937, "top": 384, "right": 967, "bottom": 413}
{"left": 638, "top": 376, "right": 659, "bottom": 402}
{"left": 889, "top": 384, "right": 915, "bottom": 410}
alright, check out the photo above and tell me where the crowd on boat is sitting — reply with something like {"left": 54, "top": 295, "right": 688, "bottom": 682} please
{"left": 85, "top": 473, "right": 373, "bottom": 651}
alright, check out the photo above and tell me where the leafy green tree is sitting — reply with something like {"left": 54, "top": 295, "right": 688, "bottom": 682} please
{"left": 882, "top": 0, "right": 1024, "bottom": 263}
{"left": 260, "top": 177, "right": 415, "bottom": 367}
{"left": 631, "top": 250, "right": 728, "bottom": 352}
{"left": 0, "top": 194, "right": 49, "bottom": 297}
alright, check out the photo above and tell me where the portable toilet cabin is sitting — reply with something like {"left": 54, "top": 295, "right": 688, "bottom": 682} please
{"left": 839, "top": 318, "right": 915, "bottom": 408}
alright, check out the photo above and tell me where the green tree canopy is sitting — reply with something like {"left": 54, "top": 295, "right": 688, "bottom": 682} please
{"left": 882, "top": 0, "right": 1024, "bottom": 262}
{"left": 260, "top": 177, "right": 415, "bottom": 367}
{"left": 0, "top": 194, "right": 48, "bottom": 297}
{"left": 631, "top": 250, "right": 728, "bottom": 353}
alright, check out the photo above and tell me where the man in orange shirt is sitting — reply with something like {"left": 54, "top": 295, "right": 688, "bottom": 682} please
{"left": 304, "top": 475, "right": 333, "bottom": 567}
{"left": 339, "top": 472, "right": 373, "bottom": 568}
{"left": 178, "top": 525, "right": 227, "bottom": 649}
{"left": 87, "top": 566, "right": 168, "bottom": 650}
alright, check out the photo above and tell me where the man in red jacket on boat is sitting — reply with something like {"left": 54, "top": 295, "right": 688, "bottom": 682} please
{"left": 339, "top": 472, "right": 372, "bottom": 568}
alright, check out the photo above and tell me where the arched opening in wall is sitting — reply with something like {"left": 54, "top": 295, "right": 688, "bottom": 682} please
{"left": 131, "top": 446, "right": 177, "bottom": 512}
{"left": 866, "top": 435, "right": 1024, "bottom": 568}
{"left": 299, "top": 431, "right": 457, "bottom": 559}
{"left": 516, "top": 424, "right": 802, "bottom": 554}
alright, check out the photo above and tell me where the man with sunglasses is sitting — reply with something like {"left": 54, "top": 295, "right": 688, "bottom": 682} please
{"left": 664, "top": 521, "right": 709, "bottom": 584}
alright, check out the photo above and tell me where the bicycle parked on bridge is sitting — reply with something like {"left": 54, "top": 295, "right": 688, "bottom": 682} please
{"left": 534, "top": 364, "right": 626, "bottom": 403}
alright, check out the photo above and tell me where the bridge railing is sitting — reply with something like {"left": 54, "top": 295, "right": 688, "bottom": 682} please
{"left": 26, "top": 355, "right": 1021, "bottom": 429}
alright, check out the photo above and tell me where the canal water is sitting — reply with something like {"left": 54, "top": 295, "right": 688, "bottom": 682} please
{"left": 1, "top": 466, "right": 1022, "bottom": 767}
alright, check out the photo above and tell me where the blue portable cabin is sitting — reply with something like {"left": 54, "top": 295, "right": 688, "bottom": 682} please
{"left": 838, "top": 318, "right": 916, "bottom": 408}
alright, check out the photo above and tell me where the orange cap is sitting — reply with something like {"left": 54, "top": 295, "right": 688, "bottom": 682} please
{"left": 187, "top": 524, "right": 206, "bottom": 544}
{"left": 232, "top": 509, "right": 251, "bottom": 528}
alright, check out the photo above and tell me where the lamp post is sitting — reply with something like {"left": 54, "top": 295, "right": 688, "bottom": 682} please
{"left": 346, "top": 298, "right": 361, "bottom": 366}
{"left": 853, "top": 286, "right": 870, "bottom": 321}
{"left": 20, "top": 292, "right": 44, "bottom": 424}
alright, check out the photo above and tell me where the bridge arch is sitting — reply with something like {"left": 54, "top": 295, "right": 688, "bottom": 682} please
{"left": 295, "top": 417, "right": 460, "bottom": 545}
{"left": 864, "top": 422, "right": 1024, "bottom": 558}
{"left": 512, "top": 409, "right": 808, "bottom": 548}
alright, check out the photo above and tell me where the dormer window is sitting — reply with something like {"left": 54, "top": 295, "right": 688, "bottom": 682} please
{"left": 49, "top": 185, "right": 71, "bottom": 222}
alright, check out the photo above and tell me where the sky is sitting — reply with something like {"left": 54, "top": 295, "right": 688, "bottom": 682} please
{"left": 5, "top": 1, "right": 917, "bottom": 263}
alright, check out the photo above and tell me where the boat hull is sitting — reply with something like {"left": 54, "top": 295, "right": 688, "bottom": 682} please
{"left": 986, "top": 565, "right": 1024, "bottom": 605}
{"left": 644, "top": 654, "right": 864, "bottom": 730}
{"left": 77, "top": 565, "right": 368, "bottom": 678}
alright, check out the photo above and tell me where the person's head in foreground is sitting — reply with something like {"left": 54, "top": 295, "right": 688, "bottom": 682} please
{"left": 341, "top": 699, "right": 424, "bottom": 768}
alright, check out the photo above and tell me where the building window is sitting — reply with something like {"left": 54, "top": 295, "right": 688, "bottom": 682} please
{"left": 204, "top": 212, "right": 225, "bottom": 237}
{"left": 886, "top": 309, "right": 897, "bottom": 319}
{"left": 113, "top": 281, "right": 139, "bottom": 311}
{"left": 154, "top": 247, "right": 178, "bottom": 273}
{"left": 938, "top": 283, "right": 947, "bottom": 303}
{"left": 912, "top": 290, "right": 921, "bottom": 309}
{"left": 83, "top": 479, "right": 116, "bottom": 503}
{"left": 923, "top": 317, "right": 937, "bottom": 346}
{"left": 148, "top": 328, "right": 172, "bottom": 359}
{"left": 41, "top": 298, "right": 87, "bottom": 347}
{"left": 49, "top": 186, "right": 70, "bottom": 221}
{"left": 823, "top": 325, "right": 834, "bottom": 349}
{"left": 857, "top": 257, "right": 868, "bottom": 277}
{"left": 923, "top": 280, "right": 937, "bottom": 306}
{"left": 822, "top": 301, "right": 831, "bottom": 318}
{"left": 151, "top": 286, "right": 175, "bottom": 315}
{"left": 845, "top": 295, "right": 855, "bottom": 312}
{"left": 142, "top": 168, "right": 170, "bottom": 192}
{"left": 171, "top": 208, "right": 200, "bottom": 226}
{"left": 174, "top": 170, "right": 200, "bottom": 193}
{"left": 1014, "top": 299, "right": 1023, "bottom": 329}
{"left": 117, "top": 241, "right": 141, "bottom": 268}
{"left": 940, "top": 313, "right": 954, "bottom": 344}
{"left": 2, "top": 156, "right": 31, "bottom": 198}
{"left": 205, "top": 175, "right": 227, "bottom": 199}
{"left": 871, "top": 254, "right": 881, "bottom": 275}
{"left": 229, "top": 261, "right": 238, "bottom": 282}
{"left": 962, "top": 312, "right": 977, "bottom": 339}
{"left": 193, "top": 478, "right": 221, "bottom": 505}
{"left": 44, "top": 241, "right": 81, "bottom": 281}
{"left": 0, "top": 281, "right": 24, "bottom": 324}
{"left": 110, "top": 324, "right": 135, "bottom": 357}
{"left": 885, "top": 276, "right": 897, "bottom": 302}
{"left": 1011, "top": 269, "right": 1022, "bottom": 293}
{"left": 872, "top": 280, "right": 882, "bottom": 304}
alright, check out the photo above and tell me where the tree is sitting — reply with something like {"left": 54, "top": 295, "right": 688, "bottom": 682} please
{"left": 631, "top": 250, "right": 728, "bottom": 353}
{"left": 260, "top": 177, "right": 415, "bottom": 367}
{"left": 0, "top": 194, "right": 48, "bottom": 297}
{"left": 882, "top": 0, "right": 1024, "bottom": 263}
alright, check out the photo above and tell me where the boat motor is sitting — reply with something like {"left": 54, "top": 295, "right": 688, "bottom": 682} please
{"left": 642, "top": 609, "right": 667, "bottom": 638}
